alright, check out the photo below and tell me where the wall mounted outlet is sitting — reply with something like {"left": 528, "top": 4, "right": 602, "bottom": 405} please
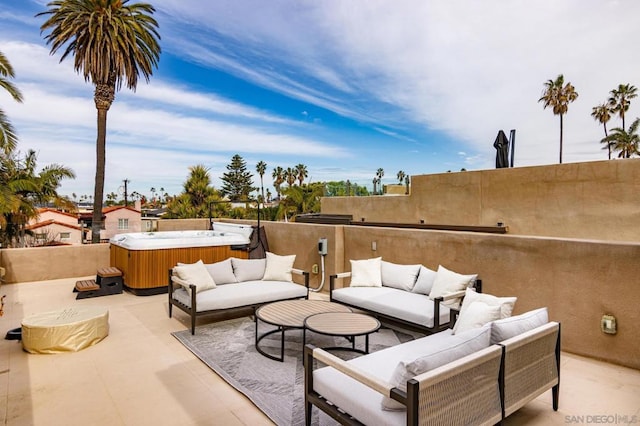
{"left": 601, "top": 314, "right": 617, "bottom": 335}
{"left": 311, "top": 264, "right": 319, "bottom": 274}
{"left": 371, "top": 241, "right": 377, "bottom": 251}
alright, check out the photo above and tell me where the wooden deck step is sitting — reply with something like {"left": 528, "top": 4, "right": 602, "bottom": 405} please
{"left": 75, "top": 279, "right": 100, "bottom": 292}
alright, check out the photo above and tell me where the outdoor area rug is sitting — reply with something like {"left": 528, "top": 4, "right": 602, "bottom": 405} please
{"left": 172, "top": 316, "right": 419, "bottom": 426}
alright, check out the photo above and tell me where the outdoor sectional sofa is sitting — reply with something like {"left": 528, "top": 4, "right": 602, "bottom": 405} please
{"left": 168, "top": 253, "right": 309, "bottom": 334}
{"left": 330, "top": 258, "right": 482, "bottom": 334}
{"left": 305, "top": 306, "right": 560, "bottom": 425}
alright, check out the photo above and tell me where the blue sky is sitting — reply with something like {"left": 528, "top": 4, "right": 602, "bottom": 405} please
{"left": 1, "top": 0, "right": 639, "bottom": 199}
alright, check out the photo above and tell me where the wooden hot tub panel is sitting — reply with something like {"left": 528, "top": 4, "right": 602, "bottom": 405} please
{"left": 110, "top": 244, "right": 249, "bottom": 295}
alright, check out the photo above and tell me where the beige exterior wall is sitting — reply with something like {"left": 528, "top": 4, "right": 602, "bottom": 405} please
{"left": 157, "top": 219, "right": 210, "bottom": 231}
{"left": 102, "top": 208, "right": 142, "bottom": 240}
{"left": 31, "top": 223, "right": 83, "bottom": 245}
{"left": 2, "top": 211, "right": 638, "bottom": 369}
{"left": 0, "top": 244, "right": 110, "bottom": 283}
{"left": 322, "top": 159, "right": 640, "bottom": 242}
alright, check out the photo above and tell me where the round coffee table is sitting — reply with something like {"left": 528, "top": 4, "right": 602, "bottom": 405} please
{"left": 255, "top": 300, "right": 351, "bottom": 361}
{"left": 304, "top": 312, "right": 380, "bottom": 354}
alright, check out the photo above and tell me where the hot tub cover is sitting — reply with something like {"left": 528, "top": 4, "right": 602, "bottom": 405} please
{"left": 22, "top": 306, "right": 109, "bottom": 354}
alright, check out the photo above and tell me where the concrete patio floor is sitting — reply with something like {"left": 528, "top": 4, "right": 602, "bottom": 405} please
{"left": 1, "top": 277, "right": 639, "bottom": 425}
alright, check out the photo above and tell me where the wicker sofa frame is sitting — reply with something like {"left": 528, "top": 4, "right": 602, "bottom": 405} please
{"left": 168, "top": 268, "right": 310, "bottom": 334}
{"left": 329, "top": 272, "right": 482, "bottom": 334}
{"left": 304, "top": 321, "right": 561, "bottom": 425}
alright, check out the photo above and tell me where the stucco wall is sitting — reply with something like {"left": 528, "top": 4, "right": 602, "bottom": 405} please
{"left": 2, "top": 218, "right": 638, "bottom": 369}
{"left": 0, "top": 244, "right": 110, "bottom": 283}
{"left": 321, "top": 159, "right": 640, "bottom": 242}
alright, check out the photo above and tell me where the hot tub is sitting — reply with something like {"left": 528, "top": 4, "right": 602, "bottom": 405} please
{"left": 109, "top": 223, "right": 252, "bottom": 295}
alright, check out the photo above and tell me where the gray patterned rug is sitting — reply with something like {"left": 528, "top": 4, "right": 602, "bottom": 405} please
{"left": 172, "top": 317, "right": 418, "bottom": 426}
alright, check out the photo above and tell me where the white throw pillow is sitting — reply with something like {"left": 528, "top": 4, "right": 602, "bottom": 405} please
{"left": 453, "top": 288, "right": 517, "bottom": 334}
{"left": 381, "top": 261, "right": 421, "bottom": 291}
{"left": 231, "top": 258, "right": 266, "bottom": 282}
{"left": 411, "top": 265, "right": 437, "bottom": 295}
{"left": 452, "top": 301, "right": 501, "bottom": 334}
{"left": 262, "top": 252, "right": 296, "bottom": 282}
{"left": 349, "top": 257, "right": 382, "bottom": 287}
{"left": 382, "top": 325, "right": 491, "bottom": 410}
{"left": 490, "top": 307, "right": 548, "bottom": 344}
{"left": 428, "top": 265, "right": 478, "bottom": 308}
{"left": 204, "top": 259, "right": 237, "bottom": 285}
{"left": 173, "top": 260, "right": 216, "bottom": 295}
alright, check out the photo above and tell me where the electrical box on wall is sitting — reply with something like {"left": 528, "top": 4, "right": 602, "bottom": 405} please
{"left": 318, "top": 238, "right": 328, "bottom": 256}
{"left": 601, "top": 314, "right": 617, "bottom": 335}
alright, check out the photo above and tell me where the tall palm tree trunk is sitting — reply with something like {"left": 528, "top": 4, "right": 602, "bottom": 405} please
{"left": 603, "top": 124, "right": 610, "bottom": 159}
{"left": 91, "top": 81, "right": 114, "bottom": 243}
{"left": 559, "top": 114, "right": 564, "bottom": 164}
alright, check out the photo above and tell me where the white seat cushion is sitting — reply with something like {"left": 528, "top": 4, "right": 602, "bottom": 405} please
{"left": 332, "top": 287, "right": 450, "bottom": 328}
{"left": 172, "top": 280, "right": 307, "bottom": 312}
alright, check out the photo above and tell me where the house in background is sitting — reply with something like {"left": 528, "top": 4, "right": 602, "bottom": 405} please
{"left": 101, "top": 205, "right": 142, "bottom": 240}
{"left": 26, "top": 208, "right": 85, "bottom": 245}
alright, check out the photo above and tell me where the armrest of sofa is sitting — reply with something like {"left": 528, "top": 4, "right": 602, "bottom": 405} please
{"left": 329, "top": 272, "right": 352, "bottom": 301}
{"left": 304, "top": 344, "right": 405, "bottom": 403}
{"left": 292, "top": 268, "right": 310, "bottom": 289}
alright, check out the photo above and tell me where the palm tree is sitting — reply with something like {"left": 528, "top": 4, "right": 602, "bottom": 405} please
{"left": 591, "top": 103, "right": 613, "bottom": 159}
{"left": 608, "top": 84, "right": 637, "bottom": 132}
{"left": 271, "top": 166, "right": 284, "bottom": 199}
{"left": 295, "top": 163, "right": 308, "bottom": 186}
{"left": 38, "top": 0, "right": 161, "bottom": 243}
{"left": 165, "top": 165, "right": 224, "bottom": 218}
{"left": 376, "top": 168, "right": 384, "bottom": 194}
{"left": 601, "top": 118, "right": 640, "bottom": 159}
{"left": 404, "top": 175, "right": 410, "bottom": 195}
{"left": 0, "top": 149, "right": 75, "bottom": 247}
{"left": 397, "top": 170, "right": 406, "bottom": 184}
{"left": 538, "top": 74, "right": 579, "bottom": 164}
{"left": 372, "top": 177, "right": 377, "bottom": 195}
{"left": 277, "top": 183, "right": 323, "bottom": 220}
{"left": 255, "top": 160, "right": 267, "bottom": 203}
{"left": 0, "top": 50, "right": 24, "bottom": 154}
{"left": 284, "top": 167, "right": 296, "bottom": 187}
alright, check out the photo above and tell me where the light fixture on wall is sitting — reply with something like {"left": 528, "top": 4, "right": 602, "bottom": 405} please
{"left": 601, "top": 314, "right": 617, "bottom": 335}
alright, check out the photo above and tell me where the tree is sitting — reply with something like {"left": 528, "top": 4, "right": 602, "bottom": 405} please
{"left": 39, "top": 0, "right": 161, "bottom": 243}
{"left": 271, "top": 166, "right": 284, "bottom": 199}
{"left": 404, "top": 175, "right": 410, "bottom": 195}
{"left": 220, "top": 154, "right": 254, "bottom": 201}
{"left": 0, "top": 149, "right": 75, "bottom": 247}
{"left": 538, "top": 74, "right": 579, "bottom": 164}
{"left": 601, "top": 118, "right": 640, "bottom": 159}
{"left": 277, "top": 183, "right": 323, "bottom": 220}
{"left": 396, "top": 170, "right": 406, "bottom": 184}
{"left": 0, "top": 50, "right": 23, "bottom": 154}
{"left": 295, "top": 163, "right": 308, "bottom": 186}
{"left": 284, "top": 167, "right": 296, "bottom": 187}
{"left": 165, "top": 165, "right": 224, "bottom": 218}
{"left": 591, "top": 103, "right": 613, "bottom": 159}
{"left": 608, "top": 84, "right": 637, "bottom": 131}
{"left": 255, "top": 160, "right": 267, "bottom": 203}
{"left": 376, "top": 168, "right": 384, "bottom": 194}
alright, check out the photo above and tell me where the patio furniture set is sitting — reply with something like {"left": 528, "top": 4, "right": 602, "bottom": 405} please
{"left": 167, "top": 254, "right": 560, "bottom": 425}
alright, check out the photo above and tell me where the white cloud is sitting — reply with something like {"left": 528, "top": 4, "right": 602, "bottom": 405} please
{"left": 158, "top": 0, "right": 640, "bottom": 167}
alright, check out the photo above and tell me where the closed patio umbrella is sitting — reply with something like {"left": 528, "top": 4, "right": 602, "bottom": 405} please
{"left": 494, "top": 130, "right": 510, "bottom": 168}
